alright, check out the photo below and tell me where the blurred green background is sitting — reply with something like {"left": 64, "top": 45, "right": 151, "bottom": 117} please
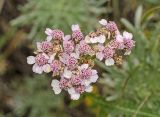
{"left": 0, "top": 0, "right": 160, "bottom": 117}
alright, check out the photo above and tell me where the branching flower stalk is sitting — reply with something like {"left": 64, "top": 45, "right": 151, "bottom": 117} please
{"left": 27, "top": 19, "right": 135, "bottom": 100}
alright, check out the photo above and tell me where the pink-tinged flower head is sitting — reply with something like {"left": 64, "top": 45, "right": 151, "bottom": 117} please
{"left": 71, "top": 24, "right": 84, "bottom": 42}
{"left": 50, "top": 60, "right": 62, "bottom": 74}
{"left": 67, "top": 56, "right": 78, "bottom": 70}
{"left": 52, "top": 29, "right": 64, "bottom": 40}
{"left": 37, "top": 41, "right": 53, "bottom": 52}
{"left": 27, "top": 53, "right": 51, "bottom": 74}
{"left": 106, "top": 21, "right": 118, "bottom": 32}
{"left": 35, "top": 53, "right": 49, "bottom": 66}
{"left": 81, "top": 68, "right": 92, "bottom": 79}
{"left": 63, "top": 40, "right": 74, "bottom": 54}
{"left": 59, "top": 78, "right": 70, "bottom": 89}
{"left": 45, "top": 28, "right": 64, "bottom": 41}
{"left": 76, "top": 40, "right": 93, "bottom": 55}
{"left": 108, "top": 39, "right": 121, "bottom": 50}
{"left": 103, "top": 47, "right": 115, "bottom": 59}
{"left": 75, "top": 85, "right": 85, "bottom": 94}
{"left": 79, "top": 64, "right": 99, "bottom": 86}
{"left": 70, "top": 75, "right": 82, "bottom": 86}
{"left": 123, "top": 39, "right": 135, "bottom": 50}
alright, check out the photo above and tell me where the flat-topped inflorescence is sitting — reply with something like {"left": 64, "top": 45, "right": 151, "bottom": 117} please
{"left": 27, "top": 19, "right": 135, "bottom": 100}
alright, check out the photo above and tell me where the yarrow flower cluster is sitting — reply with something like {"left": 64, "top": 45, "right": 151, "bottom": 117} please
{"left": 27, "top": 19, "right": 135, "bottom": 100}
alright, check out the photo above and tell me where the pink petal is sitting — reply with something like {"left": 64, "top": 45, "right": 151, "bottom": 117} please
{"left": 27, "top": 56, "right": 35, "bottom": 64}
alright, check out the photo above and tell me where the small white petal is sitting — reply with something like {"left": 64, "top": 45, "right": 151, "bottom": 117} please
{"left": 96, "top": 52, "right": 104, "bottom": 61}
{"left": 116, "top": 34, "right": 123, "bottom": 43}
{"left": 32, "top": 64, "right": 43, "bottom": 74}
{"left": 48, "top": 54, "right": 56, "bottom": 63}
{"left": 105, "top": 58, "right": 115, "bottom": 66}
{"left": 91, "top": 70, "right": 97, "bottom": 75}
{"left": 90, "top": 74, "right": 98, "bottom": 83}
{"left": 85, "top": 36, "right": 91, "bottom": 43}
{"left": 43, "top": 64, "right": 51, "bottom": 73}
{"left": 84, "top": 79, "right": 91, "bottom": 86}
{"left": 124, "top": 50, "right": 131, "bottom": 55}
{"left": 63, "top": 68, "right": 72, "bottom": 79}
{"left": 27, "top": 56, "right": 35, "bottom": 64}
{"left": 36, "top": 42, "right": 42, "bottom": 52}
{"left": 53, "top": 88, "right": 61, "bottom": 94}
{"left": 98, "top": 35, "right": 106, "bottom": 43}
{"left": 46, "top": 36, "right": 52, "bottom": 42}
{"left": 99, "top": 19, "right": 108, "bottom": 26}
{"left": 123, "top": 31, "right": 133, "bottom": 39}
{"left": 71, "top": 24, "right": 80, "bottom": 31}
{"left": 63, "top": 35, "right": 71, "bottom": 41}
{"left": 71, "top": 53, "right": 79, "bottom": 59}
{"left": 45, "top": 28, "right": 52, "bottom": 35}
{"left": 70, "top": 93, "right": 80, "bottom": 100}
{"left": 80, "top": 64, "right": 89, "bottom": 70}
{"left": 85, "top": 85, "right": 93, "bottom": 92}
{"left": 90, "top": 37, "right": 98, "bottom": 43}
{"left": 68, "top": 87, "right": 76, "bottom": 94}
{"left": 51, "top": 80, "right": 61, "bottom": 94}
